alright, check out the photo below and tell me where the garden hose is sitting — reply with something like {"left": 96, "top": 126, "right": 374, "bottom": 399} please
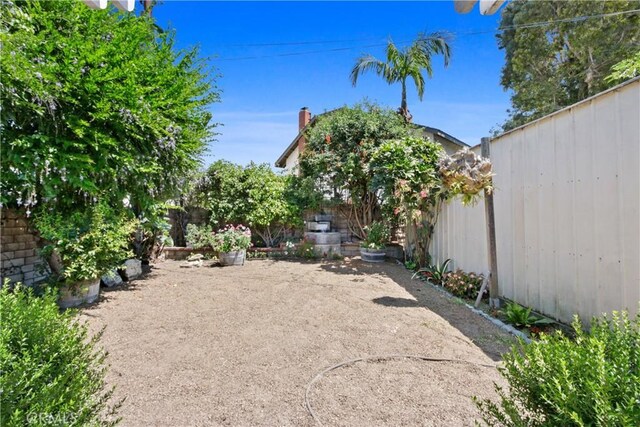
{"left": 304, "top": 354, "right": 497, "bottom": 426}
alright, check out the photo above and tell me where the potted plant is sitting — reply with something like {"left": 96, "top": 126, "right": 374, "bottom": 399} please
{"left": 359, "top": 221, "right": 389, "bottom": 263}
{"left": 186, "top": 224, "right": 252, "bottom": 266}
{"left": 212, "top": 224, "right": 252, "bottom": 266}
{"left": 34, "top": 204, "right": 135, "bottom": 308}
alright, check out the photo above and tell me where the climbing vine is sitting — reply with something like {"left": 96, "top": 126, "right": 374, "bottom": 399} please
{"left": 0, "top": 0, "right": 218, "bottom": 216}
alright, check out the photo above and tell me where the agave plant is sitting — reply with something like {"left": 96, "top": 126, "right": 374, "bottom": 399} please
{"left": 502, "top": 301, "right": 555, "bottom": 328}
{"left": 412, "top": 258, "right": 451, "bottom": 286}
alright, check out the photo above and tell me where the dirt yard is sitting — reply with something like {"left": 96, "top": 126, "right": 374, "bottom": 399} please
{"left": 81, "top": 259, "right": 515, "bottom": 426}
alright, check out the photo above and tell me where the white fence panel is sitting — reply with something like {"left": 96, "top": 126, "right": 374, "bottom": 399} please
{"left": 430, "top": 192, "right": 488, "bottom": 276}
{"left": 429, "top": 78, "right": 639, "bottom": 324}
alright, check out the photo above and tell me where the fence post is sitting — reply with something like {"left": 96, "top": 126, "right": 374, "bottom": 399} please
{"left": 481, "top": 137, "right": 500, "bottom": 309}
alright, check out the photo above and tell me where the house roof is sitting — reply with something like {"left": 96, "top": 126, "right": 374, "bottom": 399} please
{"left": 275, "top": 109, "right": 469, "bottom": 168}
{"left": 411, "top": 123, "right": 469, "bottom": 148}
{"left": 275, "top": 109, "right": 336, "bottom": 168}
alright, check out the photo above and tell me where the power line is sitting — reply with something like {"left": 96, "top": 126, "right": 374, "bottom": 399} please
{"left": 216, "top": 41, "right": 405, "bottom": 62}
{"left": 497, "top": 8, "right": 640, "bottom": 31}
{"left": 222, "top": 36, "right": 386, "bottom": 48}
{"left": 214, "top": 8, "right": 640, "bottom": 62}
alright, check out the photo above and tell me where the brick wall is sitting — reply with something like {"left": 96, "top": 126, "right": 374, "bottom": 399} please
{"left": 1, "top": 209, "right": 50, "bottom": 285}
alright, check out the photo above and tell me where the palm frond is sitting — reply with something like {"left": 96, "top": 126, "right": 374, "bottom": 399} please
{"left": 415, "top": 31, "right": 452, "bottom": 68}
{"left": 350, "top": 55, "right": 393, "bottom": 86}
{"left": 409, "top": 69, "right": 426, "bottom": 100}
{"left": 386, "top": 39, "right": 402, "bottom": 65}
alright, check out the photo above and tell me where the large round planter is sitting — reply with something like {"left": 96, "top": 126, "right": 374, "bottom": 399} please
{"left": 360, "top": 247, "right": 386, "bottom": 263}
{"left": 58, "top": 279, "right": 100, "bottom": 309}
{"left": 219, "top": 250, "right": 246, "bottom": 266}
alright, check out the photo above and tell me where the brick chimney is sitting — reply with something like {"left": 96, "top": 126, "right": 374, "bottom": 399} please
{"left": 298, "top": 107, "right": 311, "bottom": 153}
{"left": 299, "top": 107, "right": 311, "bottom": 131}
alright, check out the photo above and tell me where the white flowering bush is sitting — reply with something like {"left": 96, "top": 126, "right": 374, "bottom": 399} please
{"left": 1, "top": 0, "right": 218, "bottom": 214}
{"left": 439, "top": 148, "right": 493, "bottom": 205}
{"left": 360, "top": 221, "right": 390, "bottom": 250}
{"left": 283, "top": 240, "right": 296, "bottom": 256}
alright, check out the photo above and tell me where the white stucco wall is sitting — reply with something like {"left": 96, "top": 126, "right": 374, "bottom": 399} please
{"left": 284, "top": 146, "right": 300, "bottom": 174}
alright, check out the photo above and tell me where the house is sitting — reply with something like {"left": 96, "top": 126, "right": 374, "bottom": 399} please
{"left": 275, "top": 107, "right": 469, "bottom": 172}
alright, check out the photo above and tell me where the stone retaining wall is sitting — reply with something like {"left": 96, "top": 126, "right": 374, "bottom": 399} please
{"left": 1, "top": 209, "right": 50, "bottom": 285}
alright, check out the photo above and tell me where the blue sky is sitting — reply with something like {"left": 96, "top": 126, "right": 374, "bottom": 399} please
{"left": 153, "top": 1, "right": 511, "bottom": 167}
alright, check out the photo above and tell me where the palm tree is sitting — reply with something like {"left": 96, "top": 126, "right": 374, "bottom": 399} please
{"left": 350, "top": 32, "right": 451, "bottom": 122}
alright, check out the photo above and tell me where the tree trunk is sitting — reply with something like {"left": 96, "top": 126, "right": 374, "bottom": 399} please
{"left": 398, "top": 79, "right": 412, "bottom": 123}
{"left": 142, "top": 0, "right": 153, "bottom": 15}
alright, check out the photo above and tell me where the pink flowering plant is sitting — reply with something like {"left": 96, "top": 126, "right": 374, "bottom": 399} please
{"left": 186, "top": 224, "right": 252, "bottom": 253}
{"left": 369, "top": 136, "right": 446, "bottom": 265}
{"left": 211, "top": 224, "right": 252, "bottom": 253}
{"left": 442, "top": 269, "right": 485, "bottom": 299}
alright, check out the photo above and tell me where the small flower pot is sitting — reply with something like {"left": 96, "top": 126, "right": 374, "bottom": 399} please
{"left": 360, "top": 247, "right": 386, "bottom": 263}
{"left": 219, "top": 250, "right": 246, "bottom": 266}
{"left": 58, "top": 278, "right": 100, "bottom": 309}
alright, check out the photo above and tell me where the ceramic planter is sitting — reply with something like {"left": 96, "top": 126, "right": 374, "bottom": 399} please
{"left": 219, "top": 250, "right": 246, "bottom": 266}
{"left": 360, "top": 247, "right": 386, "bottom": 263}
{"left": 58, "top": 278, "right": 100, "bottom": 308}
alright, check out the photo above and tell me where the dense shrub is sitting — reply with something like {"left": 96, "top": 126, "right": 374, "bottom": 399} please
{"left": 299, "top": 102, "right": 408, "bottom": 239}
{"left": 192, "top": 161, "right": 303, "bottom": 247}
{"left": 1, "top": 0, "right": 218, "bottom": 215}
{"left": 34, "top": 204, "right": 135, "bottom": 284}
{"left": 475, "top": 310, "right": 640, "bottom": 426}
{"left": 0, "top": 284, "right": 119, "bottom": 426}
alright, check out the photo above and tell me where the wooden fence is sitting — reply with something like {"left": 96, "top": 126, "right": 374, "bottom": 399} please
{"left": 413, "top": 78, "right": 640, "bottom": 324}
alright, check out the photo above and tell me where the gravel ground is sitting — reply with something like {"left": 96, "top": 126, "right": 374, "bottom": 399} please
{"left": 80, "top": 258, "right": 514, "bottom": 426}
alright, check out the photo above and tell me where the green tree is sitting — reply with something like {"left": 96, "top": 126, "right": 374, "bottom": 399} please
{"left": 193, "top": 160, "right": 245, "bottom": 226}
{"left": 606, "top": 51, "right": 640, "bottom": 83}
{"left": 497, "top": 0, "right": 640, "bottom": 131}
{"left": 370, "top": 136, "right": 445, "bottom": 265}
{"left": 299, "top": 102, "right": 408, "bottom": 238}
{"left": 350, "top": 33, "right": 451, "bottom": 122}
{"left": 242, "top": 163, "right": 301, "bottom": 247}
{"left": 0, "top": 0, "right": 218, "bottom": 216}
{"left": 194, "top": 161, "right": 301, "bottom": 247}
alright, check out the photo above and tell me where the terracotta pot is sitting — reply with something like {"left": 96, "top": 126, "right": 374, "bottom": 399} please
{"left": 58, "top": 278, "right": 100, "bottom": 309}
{"left": 219, "top": 250, "right": 246, "bottom": 266}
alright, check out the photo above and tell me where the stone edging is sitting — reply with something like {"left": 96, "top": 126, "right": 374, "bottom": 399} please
{"left": 395, "top": 260, "right": 531, "bottom": 343}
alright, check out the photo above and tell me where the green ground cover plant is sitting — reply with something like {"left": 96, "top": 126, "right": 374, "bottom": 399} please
{"left": 34, "top": 204, "right": 134, "bottom": 286}
{"left": 476, "top": 310, "right": 640, "bottom": 426}
{"left": 502, "top": 301, "right": 555, "bottom": 329}
{"left": 0, "top": 283, "right": 120, "bottom": 426}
